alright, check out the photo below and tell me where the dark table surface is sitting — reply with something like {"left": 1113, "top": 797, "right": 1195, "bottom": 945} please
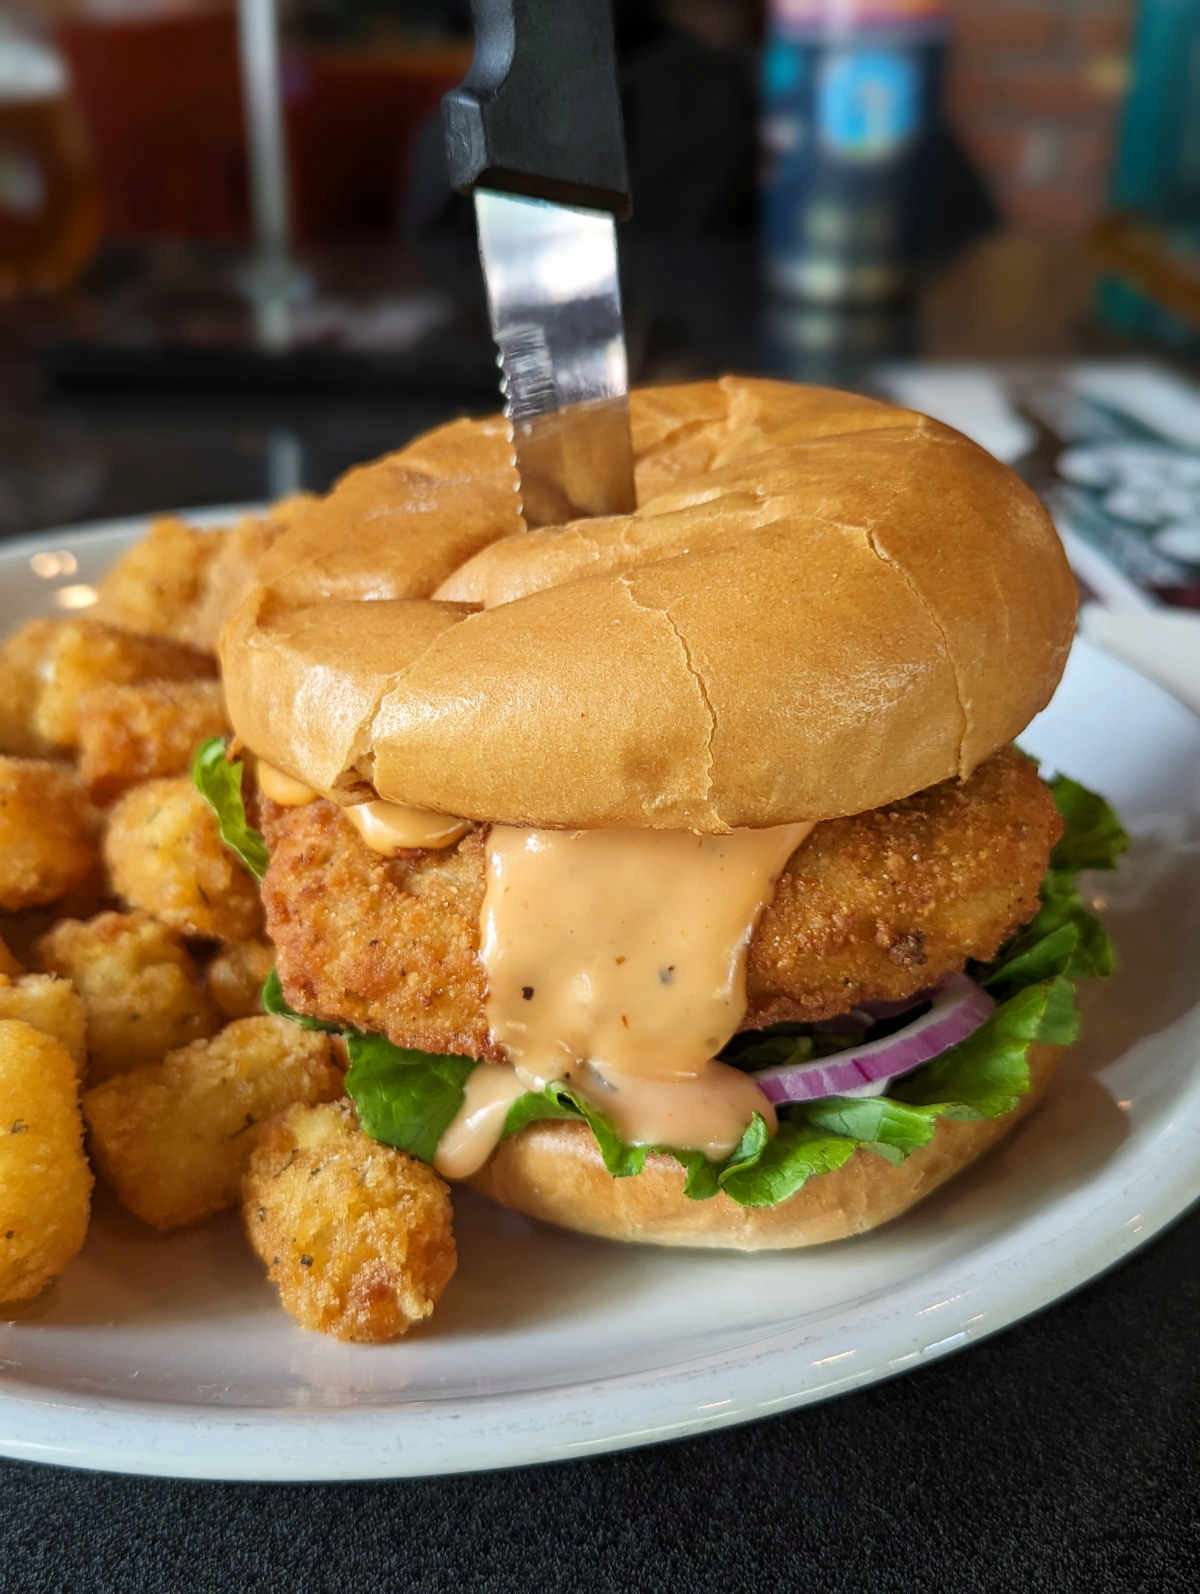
{"left": 0, "top": 233, "right": 1196, "bottom": 1592}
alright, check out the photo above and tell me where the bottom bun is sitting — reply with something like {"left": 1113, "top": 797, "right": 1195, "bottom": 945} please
{"left": 470, "top": 1044, "right": 1064, "bottom": 1250}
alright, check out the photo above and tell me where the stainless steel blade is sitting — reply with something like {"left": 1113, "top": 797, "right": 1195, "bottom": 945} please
{"left": 474, "top": 190, "right": 636, "bottom": 528}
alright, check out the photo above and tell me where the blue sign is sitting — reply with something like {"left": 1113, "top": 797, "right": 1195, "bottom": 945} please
{"left": 818, "top": 50, "right": 920, "bottom": 162}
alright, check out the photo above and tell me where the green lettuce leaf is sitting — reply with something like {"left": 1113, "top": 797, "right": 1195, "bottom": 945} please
{"left": 982, "top": 874, "right": 1114, "bottom": 994}
{"left": 719, "top": 1125, "right": 859, "bottom": 1207}
{"left": 498, "top": 1080, "right": 772, "bottom": 1198}
{"left": 504, "top": 1081, "right": 652, "bottom": 1179}
{"left": 1047, "top": 774, "right": 1129, "bottom": 874}
{"left": 191, "top": 737, "right": 268, "bottom": 880}
{"left": 893, "top": 975, "right": 1078, "bottom": 1109}
{"left": 263, "top": 976, "right": 479, "bottom": 1163}
{"left": 344, "top": 1031, "right": 478, "bottom": 1166}
{"left": 981, "top": 777, "right": 1125, "bottom": 997}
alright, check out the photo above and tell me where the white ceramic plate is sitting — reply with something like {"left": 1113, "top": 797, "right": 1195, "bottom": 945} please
{"left": 1, "top": 513, "right": 1198, "bottom": 1482}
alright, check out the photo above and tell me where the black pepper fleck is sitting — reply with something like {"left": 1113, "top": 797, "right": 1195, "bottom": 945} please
{"left": 300, "top": 1254, "right": 314, "bottom": 1268}
{"left": 9, "top": 1120, "right": 26, "bottom": 1135}
{"left": 659, "top": 966, "right": 676, "bottom": 985}
{"left": 521, "top": 986, "right": 535, "bottom": 1001}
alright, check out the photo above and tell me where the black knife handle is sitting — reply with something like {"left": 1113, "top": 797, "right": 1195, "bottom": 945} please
{"left": 443, "top": 0, "right": 631, "bottom": 218}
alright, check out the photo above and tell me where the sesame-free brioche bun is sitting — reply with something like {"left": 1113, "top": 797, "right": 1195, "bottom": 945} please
{"left": 470, "top": 1043, "right": 1064, "bottom": 1250}
{"left": 220, "top": 377, "right": 1075, "bottom": 829}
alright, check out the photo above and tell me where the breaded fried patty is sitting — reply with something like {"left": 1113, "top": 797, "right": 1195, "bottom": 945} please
{"left": 263, "top": 811, "right": 491, "bottom": 1059}
{"left": 261, "top": 747, "right": 1060, "bottom": 1058}
{"left": 745, "top": 747, "right": 1061, "bottom": 1024}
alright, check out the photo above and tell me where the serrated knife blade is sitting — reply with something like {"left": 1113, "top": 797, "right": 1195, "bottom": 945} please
{"left": 473, "top": 189, "right": 635, "bottom": 528}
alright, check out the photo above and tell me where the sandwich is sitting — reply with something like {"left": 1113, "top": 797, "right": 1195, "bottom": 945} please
{"left": 198, "top": 377, "right": 1125, "bottom": 1249}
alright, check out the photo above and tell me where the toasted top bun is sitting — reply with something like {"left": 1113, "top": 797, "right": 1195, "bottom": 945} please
{"left": 220, "top": 378, "right": 1076, "bottom": 829}
{"left": 470, "top": 1043, "right": 1063, "bottom": 1250}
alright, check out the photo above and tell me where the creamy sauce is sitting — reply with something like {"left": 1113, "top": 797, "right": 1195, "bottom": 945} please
{"left": 257, "top": 761, "right": 318, "bottom": 807}
{"left": 568, "top": 1057, "right": 777, "bottom": 1159}
{"left": 483, "top": 824, "right": 811, "bottom": 1082}
{"left": 435, "top": 822, "right": 813, "bottom": 1177}
{"left": 435, "top": 1055, "right": 776, "bottom": 1180}
{"left": 435, "top": 1062, "right": 529, "bottom": 1180}
{"left": 344, "top": 801, "right": 469, "bottom": 854}
{"left": 257, "top": 760, "right": 469, "bottom": 853}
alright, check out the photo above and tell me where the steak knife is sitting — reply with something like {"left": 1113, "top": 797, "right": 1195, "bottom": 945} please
{"left": 443, "top": 0, "right": 636, "bottom": 527}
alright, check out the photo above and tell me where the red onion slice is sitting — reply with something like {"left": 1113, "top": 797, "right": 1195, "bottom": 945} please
{"left": 751, "top": 973, "right": 995, "bottom": 1106}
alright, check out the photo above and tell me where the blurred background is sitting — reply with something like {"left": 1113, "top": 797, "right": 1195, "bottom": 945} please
{"left": 0, "top": 0, "right": 1197, "bottom": 608}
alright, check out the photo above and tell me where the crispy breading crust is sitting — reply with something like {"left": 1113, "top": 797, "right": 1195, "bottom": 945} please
{"left": 0, "top": 1020, "right": 92, "bottom": 1303}
{"left": 37, "top": 911, "right": 221, "bottom": 1082}
{"left": 104, "top": 777, "right": 264, "bottom": 942}
{"left": 746, "top": 746, "right": 1062, "bottom": 1023}
{"left": 205, "top": 938, "right": 276, "bottom": 1021}
{"left": 0, "top": 757, "right": 101, "bottom": 912}
{"left": 92, "top": 516, "right": 220, "bottom": 643}
{"left": 0, "top": 974, "right": 87, "bottom": 1072}
{"left": 263, "top": 811, "right": 494, "bottom": 1059}
{"left": 32, "top": 620, "right": 215, "bottom": 751}
{"left": 262, "top": 748, "right": 1061, "bottom": 1058}
{"left": 242, "top": 1099, "right": 456, "bottom": 1342}
{"left": 77, "top": 679, "right": 229, "bottom": 804}
{"left": 82, "top": 1017, "right": 342, "bottom": 1231}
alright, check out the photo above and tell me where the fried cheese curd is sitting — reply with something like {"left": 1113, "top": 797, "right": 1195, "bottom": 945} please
{"left": 204, "top": 938, "right": 276, "bottom": 1021}
{"left": 104, "top": 777, "right": 264, "bottom": 942}
{"left": 0, "top": 757, "right": 101, "bottom": 912}
{"left": 77, "top": 678, "right": 229, "bottom": 805}
{"left": 91, "top": 498, "right": 307, "bottom": 650}
{"left": 0, "top": 974, "right": 87, "bottom": 1073}
{"left": 31, "top": 619, "right": 215, "bottom": 752}
{"left": 83, "top": 1016, "right": 342, "bottom": 1230}
{"left": 0, "top": 619, "right": 57, "bottom": 757}
{"left": 0, "top": 1020, "right": 92, "bottom": 1304}
{"left": 91, "top": 515, "right": 221, "bottom": 642}
{"left": 37, "top": 911, "right": 221, "bottom": 1082}
{"left": 262, "top": 746, "right": 1061, "bottom": 1057}
{"left": 243, "top": 1099, "right": 456, "bottom": 1343}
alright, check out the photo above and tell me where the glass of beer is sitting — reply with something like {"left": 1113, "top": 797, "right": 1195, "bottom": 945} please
{"left": 0, "top": 22, "right": 101, "bottom": 299}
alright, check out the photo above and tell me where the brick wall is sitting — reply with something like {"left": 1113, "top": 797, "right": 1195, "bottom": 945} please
{"left": 946, "top": 0, "right": 1135, "bottom": 239}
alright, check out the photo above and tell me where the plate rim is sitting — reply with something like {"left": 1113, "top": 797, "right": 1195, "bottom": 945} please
{"left": 0, "top": 511, "right": 1197, "bottom": 1482}
{"left": 0, "top": 505, "right": 262, "bottom": 562}
{"left": 2, "top": 1132, "right": 1198, "bottom": 1482}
